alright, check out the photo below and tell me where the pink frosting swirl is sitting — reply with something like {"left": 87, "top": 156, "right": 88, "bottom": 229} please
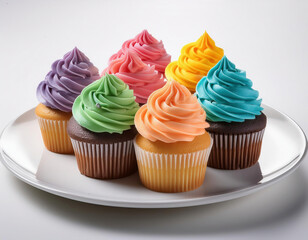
{"left": 109, "top": 30, "right": 171, "bottom": 74}
{"left": 103, "top": 49, "right": 165, "bottom": 104}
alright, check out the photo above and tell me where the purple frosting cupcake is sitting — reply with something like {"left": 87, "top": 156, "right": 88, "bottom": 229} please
{"left": 37, "top": 47, "right": 100, "bottom": 112}
{"left": 35, "top": 47, "right": 99, "bottom": 154}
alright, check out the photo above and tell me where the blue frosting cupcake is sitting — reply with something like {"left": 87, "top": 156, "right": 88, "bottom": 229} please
{"left": 196, "top": 56, "right": 266, "bottom": 169}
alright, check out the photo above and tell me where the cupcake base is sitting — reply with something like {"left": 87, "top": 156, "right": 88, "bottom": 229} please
{"left": 67, "top": 117, "right": 138, "bottom": 179}
{"left": 208, "top": 130, "right": 265, "bottom": 169}
{"left": 35, "top": 103, "right": 73, "bottom": 154}
{"left": 71, "top": 139, "right": 137, "bottom": 179}
{"left": 134, "top": 133, "right": 212, "bottom": 193}
{"left": 207, "top": 113, "right": 267, "bottom": 170}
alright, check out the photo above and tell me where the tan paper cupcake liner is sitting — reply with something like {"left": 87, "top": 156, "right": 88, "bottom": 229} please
{"left": 134, "top": 139, "right": 213, "bottom": 193}
{"left": 70, "top": 139, "right": 137, "bottom": 179}
{"left": 37, "top": 117, "right": 73, "bottom": 154}
{"left": 208, "top": 129, "right": 265, "bottom": 170}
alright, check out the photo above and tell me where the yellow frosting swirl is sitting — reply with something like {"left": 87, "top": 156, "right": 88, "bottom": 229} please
{"left": 165, "top": 31, "right": 224, "bottom": 92}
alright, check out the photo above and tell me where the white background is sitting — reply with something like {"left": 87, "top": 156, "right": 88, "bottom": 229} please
{"left": 0, "top": 0, "right": 307, "bottom": 239}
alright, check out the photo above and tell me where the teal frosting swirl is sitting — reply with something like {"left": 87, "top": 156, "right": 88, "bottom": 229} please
{"left": 196, "top": 56, "right": 263, "bottom": 122}
{"left": 72, "top": 74, "right": 139, "bottom": 133}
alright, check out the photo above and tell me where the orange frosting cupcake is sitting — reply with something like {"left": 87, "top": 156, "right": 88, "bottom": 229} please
{"left": 135, "top": 80, "right": 209, "bottom": 143}
{"left": 134, "top": 81, "right": 212, "bottom": 193}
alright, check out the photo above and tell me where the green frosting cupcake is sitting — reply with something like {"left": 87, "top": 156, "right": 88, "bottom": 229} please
{"left": 72, "top": 74, "right": 140, "bottom": 134}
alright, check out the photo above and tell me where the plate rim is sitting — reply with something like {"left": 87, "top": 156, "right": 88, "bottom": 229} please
{"left": 0, "top": 104, "right": 307, "bottom": 208}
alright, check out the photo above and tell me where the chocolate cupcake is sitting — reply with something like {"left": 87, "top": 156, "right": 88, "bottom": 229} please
{"left": 196, "top": 56, "right": 266, "bottom": 170}
{"left": 68, "top": 74, "right": 140, "bottom": 179}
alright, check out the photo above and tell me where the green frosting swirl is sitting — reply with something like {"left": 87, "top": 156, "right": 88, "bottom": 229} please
{"left": 72, "top": 74, "right": 139, "bottom": 133}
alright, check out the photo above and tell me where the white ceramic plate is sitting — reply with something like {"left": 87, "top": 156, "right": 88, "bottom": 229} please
{"left": 0, "top": 105, "right": 306, "bottom": 208}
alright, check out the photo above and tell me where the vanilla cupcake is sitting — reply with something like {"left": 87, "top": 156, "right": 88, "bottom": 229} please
{"left": 196, "top": 56, "right": 266, "bottom": 169}
{"left": 36, "top": 47, "right": 99, "bottom": 154}
{"left": 134, "top": 80, "right": 212, "bottom": 193}
{"left": 68, "top": 74, "right": 140, "bottom": 179}
{"left": 165, "top": 31, "right": 224, "bottom": 92}
{"left": 103, "top": 49, "right": 165, "bottom": 105}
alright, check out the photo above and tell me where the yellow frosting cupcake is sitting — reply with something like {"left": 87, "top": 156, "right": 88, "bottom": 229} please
{"left": 165, "top": 31, "right": 224, "bottom": 92}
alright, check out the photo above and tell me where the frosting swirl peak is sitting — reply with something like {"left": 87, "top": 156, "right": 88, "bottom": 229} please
{"left": 135, "top": 81, "right": 209, "bottom": 143}
{"left": 109, "top": 30, "right": 171, "bottom": 75}
{"left": 165, "top": 31, "right": 224, "bottom": 92}
{"left": 72, "top": 74, "right": 140, "bottom": 133}
{"left": 103, "top": 49, "right": 165, "bottom": 104}
{"left": 37, "top": 47, "right": 99, "bottom": 112}
{"left": 196, "top": 56, "right": 263, "bottom": 122}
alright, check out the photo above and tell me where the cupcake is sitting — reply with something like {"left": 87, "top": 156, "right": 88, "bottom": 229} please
{"left": 36, "top": 47, "right": 99, "bottom": 154}
{"left": 134, "top": 80, "right": 213, "bottom": 193}
{"left": 165, "top": 31, "right": 224, "bottom": 92}
{"left": 103, "top": 49, "right": 165, "bottom": 105}
{"left": 196, "top": 56, "right": 267, "bottom": 170}
{"left": 109, "top": 29, "right": 171, "bottom": 75}
{"left": 68, "top": 74, "right": 140, "bottom": 179}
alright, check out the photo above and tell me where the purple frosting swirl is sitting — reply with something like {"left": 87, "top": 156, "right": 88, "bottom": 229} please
{"left": 37, "top": 47, "right": 100, "bottom": 112}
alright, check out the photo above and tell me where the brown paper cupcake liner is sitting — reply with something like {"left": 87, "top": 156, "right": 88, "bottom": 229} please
{"left": 134, "top": 139, "right": 213, "bottom": 193}
{"left": 70, "top": 139, "right": 137, "bottom": 179}
{"left": 208, "top": 129, "right": 265, "bottom": 170}
{"left": 37, "top": 117, "right": 73, "bottom": 154}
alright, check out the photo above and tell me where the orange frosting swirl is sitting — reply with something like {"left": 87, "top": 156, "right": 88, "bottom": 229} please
{"left": 165, "top": 31, "right": 224, "bottom": 92}
{"left": 134, "top": 81, "right": 209, "bottom": 143}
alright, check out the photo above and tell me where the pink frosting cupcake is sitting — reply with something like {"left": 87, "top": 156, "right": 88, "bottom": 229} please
{"left": 109, "top": 30, "right": 171, "bottom": 75}
{"left": 103, "top": 49, "right": 165, "bottom": 105}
